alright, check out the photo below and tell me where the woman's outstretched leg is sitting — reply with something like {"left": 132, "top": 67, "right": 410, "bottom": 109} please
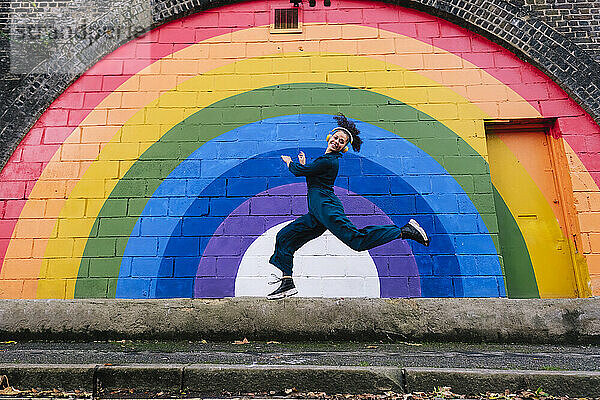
{"left": 268, "top": 213, "right": 326, "bottom": 299}
{"left": 325, "top": 214, "right": 429, "bottom": 252}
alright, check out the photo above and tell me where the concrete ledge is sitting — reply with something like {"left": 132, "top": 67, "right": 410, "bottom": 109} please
{"left": 404, "top": 367, "right": 600, "bottom": 398}
{"left": 1, "top": 298, "right": 599, "bottom": 344}
{"left": 1, "top": 364, "right": 599, "bottom": 397}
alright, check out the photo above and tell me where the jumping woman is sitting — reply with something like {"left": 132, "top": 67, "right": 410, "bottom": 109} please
{"left": 267, "top": 114, "right": 430, "bottom": 300}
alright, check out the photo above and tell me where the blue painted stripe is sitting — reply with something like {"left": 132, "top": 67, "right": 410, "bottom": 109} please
{"left": 116, "top": 114, "right": 502, "bottom": 298}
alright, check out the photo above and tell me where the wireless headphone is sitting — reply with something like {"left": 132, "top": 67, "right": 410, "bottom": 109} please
{"left": 326, "top": 127, "right": 353, "bottom": 153}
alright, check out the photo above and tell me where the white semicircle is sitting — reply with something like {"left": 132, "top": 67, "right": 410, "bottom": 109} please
{"left": 235, "top": 221, "right": 381, "bottom": 298}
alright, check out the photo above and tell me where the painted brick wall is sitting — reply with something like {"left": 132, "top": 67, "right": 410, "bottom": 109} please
{"left": 0, "top": 0, "right": 598, "bottom": 299}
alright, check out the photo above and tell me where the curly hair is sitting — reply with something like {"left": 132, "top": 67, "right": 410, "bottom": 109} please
{"left": 333, "top": 113, "right": 362, "bottom": 152}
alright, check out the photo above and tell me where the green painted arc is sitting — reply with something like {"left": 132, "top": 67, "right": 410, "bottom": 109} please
{"left": 74, "top": 82, "right": 528, "bottom": 298}
{"left": 492, "top": 186, "right": 539, "bottom": 298}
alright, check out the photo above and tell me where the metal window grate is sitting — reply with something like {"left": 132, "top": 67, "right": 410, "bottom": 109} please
{"left": 274, "top": 8, "right": 299, "bottom": 30}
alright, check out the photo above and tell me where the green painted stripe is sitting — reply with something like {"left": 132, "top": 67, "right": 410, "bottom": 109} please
{"left": 75, "top": 82, "right": 519, "bottom": 298}
{"left": 492, "top": 186, "right": 539, "bottom": 298}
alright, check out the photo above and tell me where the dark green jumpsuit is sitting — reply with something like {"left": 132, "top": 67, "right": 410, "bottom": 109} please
{"left": 269, "top": 152, "right": 404, "bottom": 276}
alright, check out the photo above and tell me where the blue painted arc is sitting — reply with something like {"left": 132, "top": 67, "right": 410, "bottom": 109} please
{"left": 156, "top": 148, "right": 460, "bottom": 298}
{"left": 116, "top": 114, "right": 503, "bottom": 299}
{"left": 118, "top": 151, "right": 435, "bottom": 298}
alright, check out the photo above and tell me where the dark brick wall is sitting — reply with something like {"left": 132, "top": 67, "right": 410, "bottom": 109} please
{"left": 0, "top": 1, "right": 14, "bottom": 96}
{"left": 0, "top": 0, "right": 154, "bottom": 166}
{"left": 507, "top": 0, "right": 600, "bottom": 62}
{"left": 0, "top": 0, "right": 599, "bottom": 170}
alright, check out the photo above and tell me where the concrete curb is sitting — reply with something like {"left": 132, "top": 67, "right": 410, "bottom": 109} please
{"left": 404, "top": 367, "right": 600, "bottom": 398}
{"left": 1, "top": 364, "right": 599, "bottom": 397}
{"left": 0, "top": 364, "right": 96, "bottom": 391}
{"left": 1, "top": 298, "right": 600, "bottom": 344}
{"left": 182, "top": 365, "right": 403, "bottom": 395}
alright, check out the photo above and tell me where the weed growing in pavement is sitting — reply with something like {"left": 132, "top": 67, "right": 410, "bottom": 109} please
{"left": 540, "top": 366, "right": 564, "bottom": 371}
{"left": 432, "top": 386, "right": 455, "bottom": 398}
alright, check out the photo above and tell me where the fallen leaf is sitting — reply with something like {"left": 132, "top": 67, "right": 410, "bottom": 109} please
{"left": 267, "top": 340, "right": 281, "bottom": 344}
{"left": 366, "top": 345, "right": 378, "bottom": 349}
{"left": 233, "top": 337, "right": 249, "bottom": 345}
{"left": 200, "top": 339, "right": 208, "bottom": 344}
{"left": 0, "top": 387, "right": 20, "bottom": 395}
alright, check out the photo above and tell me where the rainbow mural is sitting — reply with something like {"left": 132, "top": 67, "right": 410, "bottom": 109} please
{"left": 0, "top": 0, "right": 598, "bottom": 299}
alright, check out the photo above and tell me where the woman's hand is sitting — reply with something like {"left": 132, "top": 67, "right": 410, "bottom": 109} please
{"left": 298, "top": 151, "right": 306, "bottom": 165}
{"left": 281, "top": 155, "right": 292, "bottom": 167}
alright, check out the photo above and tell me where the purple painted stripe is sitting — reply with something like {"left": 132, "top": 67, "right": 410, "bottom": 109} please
{"left": 194, "top": 183, "right": 421, "bottom": 298}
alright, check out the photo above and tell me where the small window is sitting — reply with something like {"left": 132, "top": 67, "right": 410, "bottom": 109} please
{"left": 271, "top": 8, "right": 302, "bottom": 33}
{"left": 275, "top": 9, "right": 298, "bottom": 29}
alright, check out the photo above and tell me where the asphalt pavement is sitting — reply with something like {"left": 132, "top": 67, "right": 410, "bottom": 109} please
{"left": 1, "top": 341, "right": 599, "bottom": 398}
{"left": 1, "top": 340, "right": 599, "bottom": 371}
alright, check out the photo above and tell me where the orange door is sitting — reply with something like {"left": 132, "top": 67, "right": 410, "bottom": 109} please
{"left": 487, "top": 123, "right": 582, "bottom": 298}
